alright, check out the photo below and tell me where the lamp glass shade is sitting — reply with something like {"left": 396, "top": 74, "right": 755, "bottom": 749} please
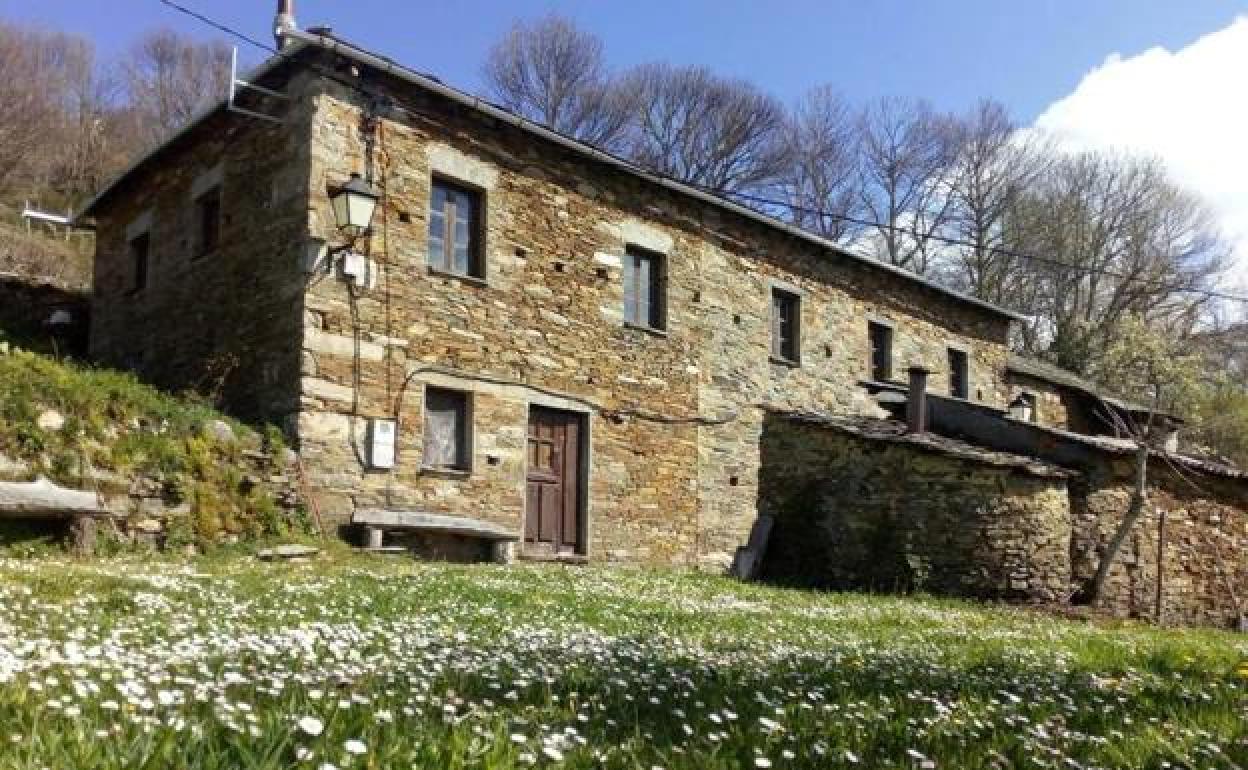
{"left": 330, "top": 173, "right": 379, "bottom": 234}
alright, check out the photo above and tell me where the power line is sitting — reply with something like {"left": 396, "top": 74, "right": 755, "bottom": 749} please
{"left": 158, "top": 0, "right": 275, "bottom": 54}
{"left": 718, "top": 188, "right": 1248, "bottom": 306}
{"left": 158, "top": 0, "right": 1248, "bottom": 307}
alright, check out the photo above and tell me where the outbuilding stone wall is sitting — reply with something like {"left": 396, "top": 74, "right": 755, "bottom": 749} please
{"left": 756, "top": 414, "right": 1073, "bottom": 601}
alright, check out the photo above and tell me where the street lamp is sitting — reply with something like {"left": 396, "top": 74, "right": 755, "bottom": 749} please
{"left": 329, "top": 172, "right": 379, "bottom": 237}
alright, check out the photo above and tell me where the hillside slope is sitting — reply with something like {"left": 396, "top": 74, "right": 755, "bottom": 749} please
{"left": 0, "top": 343, "right": 310, "bottom": 552}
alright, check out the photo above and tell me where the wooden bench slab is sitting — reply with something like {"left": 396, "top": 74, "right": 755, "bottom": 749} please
{"left": 352, "top": 509, "right": 519, "bottom": 541}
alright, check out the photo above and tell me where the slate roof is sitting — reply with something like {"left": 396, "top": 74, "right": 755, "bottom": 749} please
{"left": 79, "top": 27, "right": 1024, "bottom": 323}
{"left": 1006, "top": 355, "right": 1165, "bottom": 417}
{"left": 777, "top": 411, "right": 1074, "bottom": 479}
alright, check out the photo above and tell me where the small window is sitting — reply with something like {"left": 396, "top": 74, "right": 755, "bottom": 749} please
{"left": 868, "top": 321, "right": 893, "bottom": 381}
{"left": 948, "top": 348, "right": 969, "bottom": 399}
{"left": 422, "top": 387, "right": 471, "bottom": 470}
{"left": 129, "top": 232, "right": 150, "bottom": 292}
{"left": 428, "top": 177, "right": 483, "bottom": 278}
{"left": 771, "top": 289, "right": 800, "bottom": 363}
{"left": 623, "top": 246, "right": 664, "bottom": 330}
{"left": 195, "top": 186, "right": 221, "bottom": 257}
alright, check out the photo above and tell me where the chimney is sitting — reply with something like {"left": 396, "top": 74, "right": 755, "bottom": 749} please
{"left": 906, "top": 365, "right": 930, "bottom": 434}
{"left": 274, "top": 0, "right": 297, "bottom": 50}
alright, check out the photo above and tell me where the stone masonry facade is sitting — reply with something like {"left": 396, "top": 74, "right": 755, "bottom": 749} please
{"left": 295, "top": 68, "right": 1013, "bottom": 568}
{"left": 84, "top": 37, "right": 1248, "bottom": 627}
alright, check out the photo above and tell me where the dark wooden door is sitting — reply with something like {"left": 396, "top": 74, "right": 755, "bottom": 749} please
{"left": 525, "top": 407, "right": 583, "bottom": 554}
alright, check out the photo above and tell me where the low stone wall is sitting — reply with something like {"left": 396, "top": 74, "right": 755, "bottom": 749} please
{"left": 758, "top": 414, "right": 1072, "bottom": 601}
{"left": 0, "top": 273, "right": 88, "bottom": 354}
{"left": 1073, "top": 461, "right": 1248, "bottom": 628}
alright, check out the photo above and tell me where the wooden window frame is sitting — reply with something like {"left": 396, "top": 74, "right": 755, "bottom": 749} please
{"left": 421, "top": 386, "right": 473, "bottom": 473}
{"left": 128, "top": 232, "right": 150, "bottom": 294}
{"left": 770, "top": 288, "right": 801, "bottom": 365}
{"left": 622, "top": 245, "right": 666, "bottom": 332}
{"left": 427, "top": 175, "right": 486, "bottom": 280}
{"left": 868, "top": 321, "right": 894, "bottom": 382}
{"left": 947, "top": 347, "right": 970, "bottom": 399}
{"left": 194, "top": 185, "right": 222, "bottom": 259}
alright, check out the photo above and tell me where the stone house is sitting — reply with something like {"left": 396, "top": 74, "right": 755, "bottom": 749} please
{"left": 77, "top": 12, "right": 1248, "bottom": 626}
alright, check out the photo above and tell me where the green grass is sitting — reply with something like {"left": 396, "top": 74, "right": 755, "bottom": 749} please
{"left": 1, "top": 555, "right": 1245, "bottom": 769}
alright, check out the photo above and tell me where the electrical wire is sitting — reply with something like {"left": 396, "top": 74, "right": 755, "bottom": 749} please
{"left": 157, "top": 0, "right": 1248, "bottom": 308}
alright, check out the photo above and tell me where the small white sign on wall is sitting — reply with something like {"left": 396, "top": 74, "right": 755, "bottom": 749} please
{"left": 367, "top": 418, "right": 396, "bottom": 470}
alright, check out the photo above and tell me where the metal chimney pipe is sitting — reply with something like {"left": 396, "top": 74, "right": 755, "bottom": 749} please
{"left": 907, "top": 365, "right": 931, "bottom": 434}
{"left": 274, "top": 0, "right": 297, "bottom": 50}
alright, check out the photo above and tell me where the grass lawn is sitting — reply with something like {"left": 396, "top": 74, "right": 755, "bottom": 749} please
{"left": 0, "top": 554, "right": 1245, "bottom": 769}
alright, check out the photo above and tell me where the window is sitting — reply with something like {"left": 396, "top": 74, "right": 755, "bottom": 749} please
{"left": 129, "top": 232, "right": 150, "bottom": 292}
{"left": 623, "top": 246, "right": 664, "bottom": 330}
{"left": 948, "top": 347, "right": 969, "bottom": 399}
{"left": 868, "top": 321, "right": 893, "bottom": 381}
{"left": 770, "top": 289, "right": 800, "bottom": 363}
{"left": 195, "top": 185, "right": 221, "bottom": 257}
{"left": 427, "top": 177, "right": 483, "bottom": 278}
{"left": 422, "top": 387, "right": 470, "bottom": 470}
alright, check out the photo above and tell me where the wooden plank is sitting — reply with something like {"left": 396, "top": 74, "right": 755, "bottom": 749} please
{"left": 352, "top": 509, "right": 519, "bottom": 541}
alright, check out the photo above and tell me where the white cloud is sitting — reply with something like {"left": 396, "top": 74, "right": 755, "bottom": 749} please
{"left": 1033, "top": 17, "right": 1248, "bottom": 278}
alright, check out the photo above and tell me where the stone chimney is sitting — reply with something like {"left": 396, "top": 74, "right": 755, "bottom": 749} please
{"left": 274, "top": 0, "right": 297, "bottom": 50}
{"left": 906, "top": 365, "right": 931, "bottom": 434}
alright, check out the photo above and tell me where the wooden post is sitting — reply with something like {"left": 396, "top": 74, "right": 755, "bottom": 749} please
{"left": 366, "top": 526, "right": 384, "bottom": 549}
{"left": 1154, "top": 509, "right": 1166, "bottom": 624}
{"left": 70, "top": 515, "right": 97, "bottom": 556}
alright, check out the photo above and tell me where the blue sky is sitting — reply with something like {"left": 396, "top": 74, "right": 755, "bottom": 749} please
{"left": 1, "top": 0, "right": 1241, "bottom": 121}
{"left": 5, "top": 1, "right": 1246, "bottom": 267}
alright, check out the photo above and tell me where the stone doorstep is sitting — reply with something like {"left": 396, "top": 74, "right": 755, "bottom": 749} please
{"left": 352, "top": 508, "right": 520, "bottom": 542}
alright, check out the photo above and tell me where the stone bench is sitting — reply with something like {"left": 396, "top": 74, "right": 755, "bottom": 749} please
{"left": 352, "top": 509, "right": 518, "bottom": 563}
{"left": 0, "top": 477, "right": 117, "bottom": 554}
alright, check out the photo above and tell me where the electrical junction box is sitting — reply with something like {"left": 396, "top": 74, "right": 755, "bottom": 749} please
{"left": 340, "top": 251, "right": 378, "bottom": 289}
{"left": 367, "top": 418, "right": 396, "bottom": 470}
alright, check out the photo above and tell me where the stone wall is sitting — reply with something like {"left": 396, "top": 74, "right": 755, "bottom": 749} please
{"left": 88, "top": 66, "right": 314, "bottom": 425}
{"left": 1072, "top": 459, "right": 1248, "bottom": 628}
{"left": 1006, "top": 371, "right": 1071, "bottom": 430}
{"left": 757, "top": 414, "right": 1072, "bottom": 601}
{"left": 291, "top": 66, "right": 1015, "bottom": 566}
{"left": 0, "top": 274, "right": 88, "bottom": 355}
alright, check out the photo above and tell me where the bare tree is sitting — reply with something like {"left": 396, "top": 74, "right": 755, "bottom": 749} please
{"left": 945, "top": 100, "right": 1051, "bottom": 308}
{"left": 483, "top": 15, "right": 634, "bottom": 150}
{"left": 778, "top": 86, "right": 862, "bottom": 243}
{"left": 856, "top": 97, "right": 960, "bottom": 274}
{"left": 1007, "top": 151, "right": 1227, "bottom": 373}
{"left": 0, "top": 24, "right": 68, "bottom": 195}
{"left": 120, "top": 28, "right": 231, "bottom": 150}
{"left": 620, "top": 62, "right": 790, "bottom": 194}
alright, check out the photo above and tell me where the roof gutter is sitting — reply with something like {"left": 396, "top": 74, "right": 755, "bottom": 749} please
{"left": 283, "top": 28, "right": 1023, "bottom": 322}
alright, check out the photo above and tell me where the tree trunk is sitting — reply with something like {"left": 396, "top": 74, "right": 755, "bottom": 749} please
{"left": 1079, "top": 442, "right": 1149, "bottom": 605}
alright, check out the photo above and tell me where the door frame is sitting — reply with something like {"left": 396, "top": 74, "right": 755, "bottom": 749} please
{"left": 523, "top": 400, "right": 591, "bottom": 558}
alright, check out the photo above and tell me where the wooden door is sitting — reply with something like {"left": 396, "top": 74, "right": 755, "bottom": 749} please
{"left": 525, "top": 407, "right": 583, "bottom": 554}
